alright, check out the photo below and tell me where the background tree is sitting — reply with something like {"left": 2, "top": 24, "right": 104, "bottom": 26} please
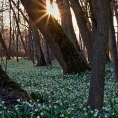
{"left": 87, "top": 0, "right": 110, "bottom": 110}
{"left": 109, "top": 1, "right": 118, "bottom": 83}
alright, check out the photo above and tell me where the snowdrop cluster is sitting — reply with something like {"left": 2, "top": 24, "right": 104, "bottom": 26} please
{"left": 1, "top": 59, "right": 118, "bottom": 117}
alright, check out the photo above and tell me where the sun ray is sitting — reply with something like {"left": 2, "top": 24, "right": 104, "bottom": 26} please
{"left": 33, "top": 13, "right": 48, "bottom": 26}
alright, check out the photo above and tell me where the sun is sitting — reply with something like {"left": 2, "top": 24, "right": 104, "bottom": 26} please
{"left": 46, "top": 0, "right": 59, "bottom": 19}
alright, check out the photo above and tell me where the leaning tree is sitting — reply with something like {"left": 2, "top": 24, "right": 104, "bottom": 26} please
{"left": 20, "top": 0, "right": 90, "bottom": 74}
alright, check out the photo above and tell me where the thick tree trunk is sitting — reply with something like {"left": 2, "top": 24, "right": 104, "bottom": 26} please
{"left": 0, "top": 65, "right": 31, "bottom": 106}
{"left": 20, "top": 0, "right": 90, "bottom": 74}
{"left": 87, "top": 0, "right": 110, "bottom": 110}
{"left": 109, "top": 3, "right": 118, "bottom": 83}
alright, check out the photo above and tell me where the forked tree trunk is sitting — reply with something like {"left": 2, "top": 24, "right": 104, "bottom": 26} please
{"left": 20, "top": 0, "right": 90, "bottom": 74}
{"left": 87, "top": 0, "right": 110, "bottom": 110}
{"left": 0, "top": 65, "right": 31, "bottom": 106}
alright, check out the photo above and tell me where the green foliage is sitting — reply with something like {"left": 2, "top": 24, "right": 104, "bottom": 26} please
{"left": 0, "top": 59, "right": 118, "bottom": 117}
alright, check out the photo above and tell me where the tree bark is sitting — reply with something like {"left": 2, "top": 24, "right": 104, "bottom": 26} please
{"left": 56, "top": 0, "right": 67, "bottom": 33}
{"left": 63, "top": 0, "right": 84, "bottom": 55}
{"left": 20, "top": 0, "right": 90, "bottom": 74}
{"left": 0, "top": 65, "right": 31, "bottom": 106}
{"left": 109, "top": 2, "right": 118, "bottom": 83}
{"left": 69, "top": 0, "right": 93, "bottom": 62}
{"left": 0, "top": 34, "right": 11, "bottom": 60}
{"left": 32, "top": 26, "right": 46, "bottom": 66}
{"left": 87, "top": 0, "right": 110, "bottom": 110}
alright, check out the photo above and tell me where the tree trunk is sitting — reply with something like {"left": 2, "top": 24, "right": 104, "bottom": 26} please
{"left": 32, "top": 26, "right": 46, "bottom": 66}
{"left": 28, "top": 19, "right": 35, "bottom": 64}
{"left": 63, "top": 0, "right": 84, "bottom": 56}
{"left": 42, "top": 37, "right": 52, "bottom": 67}
{"left": 87, "top": 0, "right": 110, "bottom": 110}
{"left": 109, "top": 2, "right": 118, "bottom": 83}
{"left": 69, "top": 0, "right": 93, "bottom": 62}
{"left": 0, "top": 34, "right": 11, "bottom": 60}
{"left": 56, "top": 0, "right": 67, "bottom": 33}
{"left": 20, "top": 0, "right": 90, "bottom": 74}
{"left": 0, "top": 65, "right": 31, "bottom": 106}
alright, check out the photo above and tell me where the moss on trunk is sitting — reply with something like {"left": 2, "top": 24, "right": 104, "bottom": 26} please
{"left": 0, "top": 65, "right": 31, "bottom": 106}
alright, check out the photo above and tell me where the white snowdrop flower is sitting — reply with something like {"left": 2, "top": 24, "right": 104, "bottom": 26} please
{"left": 91, "top": 110, "right": 93, "bottom": 113}
{"left": 15, "top": 107, "right": 18, "bottom": 110}
{"left": 70, "top": 108, "right": 74, "bottom": 111}
{"left": 83, "top": 108, "right": 86, "bottom": 111}
{"left": 94, "top": 113, "right": 98, "bottom": 117}
{"left": 105, "top": 115, "right": 107, "bottom": 117}
{"left": 40, "top": 112, "right": 44, "bottom": 116}
{"left": 48, "top": 99, "right": 51, "bottom": 102}
{"left": 2, "top": 101, "right": 4, "bottom": 104}
{"left": 30, "top": 100, "right": 32, "bottom": 103}
{"left": 37, "top": 99, "right": 39, "bottom": 102}
{"left": 56, "top": 100, "right": 59, "bottom": 103}
{"left": 36, "top": 116, "right": 40, "bottom": 118}
{"left": 28, "top": 103, "right": 33, "bottom": 107}
{"left": 72, "top": 103, "right": 75, "bottom": 106}
{"left": 38, "top": 104, "right": 41, "bottom": 107}
{"left": 4, "top": 107, "right": 6, "bottom": 109}
{"left": 17, "top": 99, "right": 20, "bottom": 102}
{"left": 49, "top": 105, "right": 51, "bottom": 108}
{"left": 67, "top": 112, "right": 70, "bottom": 114}
{"left": 87, "top": 106, "right": 90, "bottom": 108}
{"left": 60, "top": 114, "right": 64, "bottom": 117}
{"left": 42, "top": 104, "right": 46, "bottom": 108}
{"left": 35, "top": 109, "right": 38, "bottom": 112}
{"left": 54, "top": 105, "right": 57, "bottom": 109}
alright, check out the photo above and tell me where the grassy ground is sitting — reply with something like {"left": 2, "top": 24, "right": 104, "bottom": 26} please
{"left": 0, "top": 58, "right": 118, "bottom": 118}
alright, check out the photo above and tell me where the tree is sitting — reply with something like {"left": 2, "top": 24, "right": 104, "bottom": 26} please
{"left": 20, "top": 0, "right": 90, "bottom": 74}
{"left": 0, "top": 65, "right": 31, "bottom": 106}
{"left": 87, "top": 0, "right": 110, "bottom": 110}
{"left": 0, "top": 33, "right": 11, "bottom": 59}
{"left": 109, "top": 1, "right": 118, "bottom": 83}
{"left": 32, "top": 26, "right": 46, "bottom": 66}
{"left": 63, "top": 0, "right": 84, "bottom": 56}
{"left": 69, "top": 0, "right": 93, "bottom": 62}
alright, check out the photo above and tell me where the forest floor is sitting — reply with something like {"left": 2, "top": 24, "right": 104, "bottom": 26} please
{"left": 0, "top": 58, "right": 117, "bottom": 118}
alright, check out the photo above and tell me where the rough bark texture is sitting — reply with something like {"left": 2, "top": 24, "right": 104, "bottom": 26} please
{"left": 0, "top": 65, "right": 31, "bottom": 106}
{"left": 20, "top": 0, "right": 90, "bottom": 74}
{"left": 87, "top": 0, "right": 110, "bottom": 110}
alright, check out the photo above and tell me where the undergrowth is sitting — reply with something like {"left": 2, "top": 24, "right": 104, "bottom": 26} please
{"left": 0, "top": 58, "right": 117, "bottom": 118}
